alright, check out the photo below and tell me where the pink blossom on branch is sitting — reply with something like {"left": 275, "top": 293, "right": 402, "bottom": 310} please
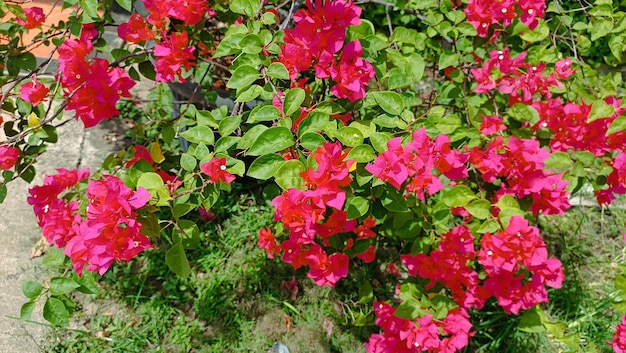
{"left": 0, "top": 146, "right": 19, "bottom": 170}
{"left": 118, "top": 13, "right": 154, "bottom": 44}
{"left": 153, "top": 31, "right": 196, "bottom": 83}
{"left": 65, "top": 175, "right": 152, "bottom": 275}
{"left": 15, "top": 7, "right": 45, "bottom": 29}
{"left": 19, "top": 76, "right": 50, "bottom": 105}
{"left": 200, "top": 157, "right": 236, "bottom": 185}
{"left": 329, "top": 40, "right": 375, "bottom": 102}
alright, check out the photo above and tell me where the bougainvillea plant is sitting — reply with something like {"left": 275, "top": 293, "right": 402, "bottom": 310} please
{"left": 3, "top": 0, "right": 626, "bottom": 351}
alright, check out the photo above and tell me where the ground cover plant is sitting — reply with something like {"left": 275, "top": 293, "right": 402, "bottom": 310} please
{"left": 3, "top": 0, "right": 626, "bottom": 351}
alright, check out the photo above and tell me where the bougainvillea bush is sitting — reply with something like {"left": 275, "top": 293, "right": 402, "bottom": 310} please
{"left": 4, "top": 0, "right": 626, "bottom": 351}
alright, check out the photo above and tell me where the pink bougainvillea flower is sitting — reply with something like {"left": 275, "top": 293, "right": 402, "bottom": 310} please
{"left": 125, "top": 145, "right": 154, "bottom": 168}
{"left": 142, "top": 0, "right": 170, "bottom": 29}
{"left": 0, "top": 146, "right": 19, "bottom": 170}
{"left": 480, "top": 115, "right": 506, "bottom": 135}
{"left": 198, "top": 206, "right": 217, "bottom": 222}
{"left": 555, "top": 58, "right": 575, "bottom": 79}
{"left": 304, "top": 244, "right": 349, "bottom": 287}
{"left": 27, "top": 168, "right": 91, "bottom": 248}
{"left": 366, "top": 302, "right": 473, "bottom": 353}
{"left": 609, "top": 314, "right": 626, "bottom": 353}
{"left": 118, "top": 13, "right": 154, "bottom": 44}
{"left": 200, "top": 157, "right": 235, "bottom": 184}
{"left": 57, "top": 37, "right": 136, "bottom": 128}
{"left": 166, "top": 0, "right": 211, "bottom": 26}
{"left": 64, "top": 175, "right": 152, "bottom": 276}
{"left": 365, "top": 137, "right": 411, "bottom": 189}
{"left": 16, "top": 7, "right": 45, "bottom": 29}
{"left": 20, "top": 76, "right": 50, "bottom": 105}
{"left": 257, "top": 227, "right": 281, "bottom": 259}
{"left": 329, "top": 40, "right": 375, "bottom": 102}
{"left": 153, "top": 31, "right": 196, "bottom": 83}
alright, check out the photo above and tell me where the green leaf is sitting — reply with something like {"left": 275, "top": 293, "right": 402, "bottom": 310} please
{"left": 136, "top": 172, "right": 164, "bottom": 190}
{"left": 0, "top": 184, "right": 6, "bottom": 203}
{"left": 443, "top": 186, "right": 476, "bottom": 207}
{"left": 7, "top": 53, "right": 36, "bottom": 77}
{"left": 284, "top": 88, "right": 306, "bottom": 116}
{"left": 180, "top": 153, "right": 197, "bottom": 171}
{"left": 267, "top": 62, "right": 289, "bottom": 80}
{"left": 226, "top": 65, "right": 260, "bottom": 90}
{"left": 237, "top": 125, "right": 268, "bottom": 150}
{"left": 331, "top": 126, "right": 363, "bottom": 147}
{"left": 178, "top": 219, "right": 200, "bottom": 250}
{"left": 166, "top": 241, "right": 191, "bottom": 278}
{"left": 42, "top": 248, "right": 66, "bottom": 268}
{"left": 370, "top": 132, "right": 392, "bottom": 153}
{"left": 519, "top": 20, "right": 549, "bottom": 42}
{"left": 20, "top": 302, "right": 36, "bottom": 321}
{"left": 300, "top": 132, "right": 326, "bottom": 151}
{"left": 371, "top": 91, "right": 404, "bottom": 116}
{"left": 435, "top": 114, "right": 462, "bottom": 134}
{"left": 138, "top": 213, "right": 160, "bottom": 238}
{"left": 115, "top": 0, "right": 132, "bottom": 11}
{"left": 382, "top": 188, "right": 408, "bottom": 212}
{"left": 465, "top": 199, "right": 491, "bottom": 220}
{"left": 396, "top": 219, "right": 422, "bottom": 239}
{"left": 247, "top": 127, "right": 294, "bottom": 156}
{"left": 391, "top": 27, "right": 421, "bottom": 46}
{"left": 214, "top": 33, "right": 245, "bottom": 58}
{"left": 49, "top": 277, "right": 81, "bottom": 296}
{"left": 240, "top": 34, "right": 263, "bottom": 54}
{"left": 180, "top": 126, "right": 214, "bottom": 145}
{"left": 518, "top": 306, "right": 546, "bottom": 333}
{"left": 230, "top": 0, "right": 259, "bottom": 17}
{"left": 219, "top": 115, "right": 242, "bottom": 136}
{"left": 591, "top": 19, "right": 613, "bottom": 41}
{"left": 248, "top": 105, "right": 281, "bottom": 123}
{"left": 173, "top": 203, "right": 193, "bottom": 220}
{"left": 609, "top": 35, "right": 625, "bottom": 61}
{"left": 235, "top": 84, "right": 263, "bottom": 102}
{"left": 357, "top": 282, "right": 374, "bottom": 304}
{"left": 78, "top": 0, "right": 99, "bottom": 20}
{"left": 607, "top": 116, "right": 626, "bottom": 135}
{"left": 395, "top": 298, "right": 421, "bottom": 319}
{"left": 275, "top": 160, "right": 305, "bottom": 190}
{"left": 438, "top": 51, "right": 460, "bottom": 69}
{"left": 247, "top": 154, "right": 286, "bottom": 180}
{"left": 43, "top": 297, "right": 69, "bottom": 326}
{"left": 507, "top": 103, "right": 540, "bottom": 125}
{"left": 498, "top": 207, "right": 524, "bottom": 228}
{"left": 544, "top": 152, "right": 573, "bottom": 173}
{"left": 137, "top": 172, "right": 170, "bottom": 206}
{"left": 195, "top": 143, "right": 211, "bottom": 160}
{"left": 588, "top": 100, "right": 614, "bottom": 122}
{"left": 346, "top": 144, "right": 376, "bottom": 163}
{"left": 75, "top": 271, "right": 98, "bottom": 295}
{"left": 22, "top": 280, "right": 43, "bottom": 299}
{"left": 346, "top": 196, "right": 370, "bottom": 219}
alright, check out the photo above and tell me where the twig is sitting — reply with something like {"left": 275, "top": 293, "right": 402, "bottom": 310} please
{"left": 279, "top": 0, "right": 298, "bottom": 30}
{"left": 109, "top": 49, "right": 152, "bottom": 68}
